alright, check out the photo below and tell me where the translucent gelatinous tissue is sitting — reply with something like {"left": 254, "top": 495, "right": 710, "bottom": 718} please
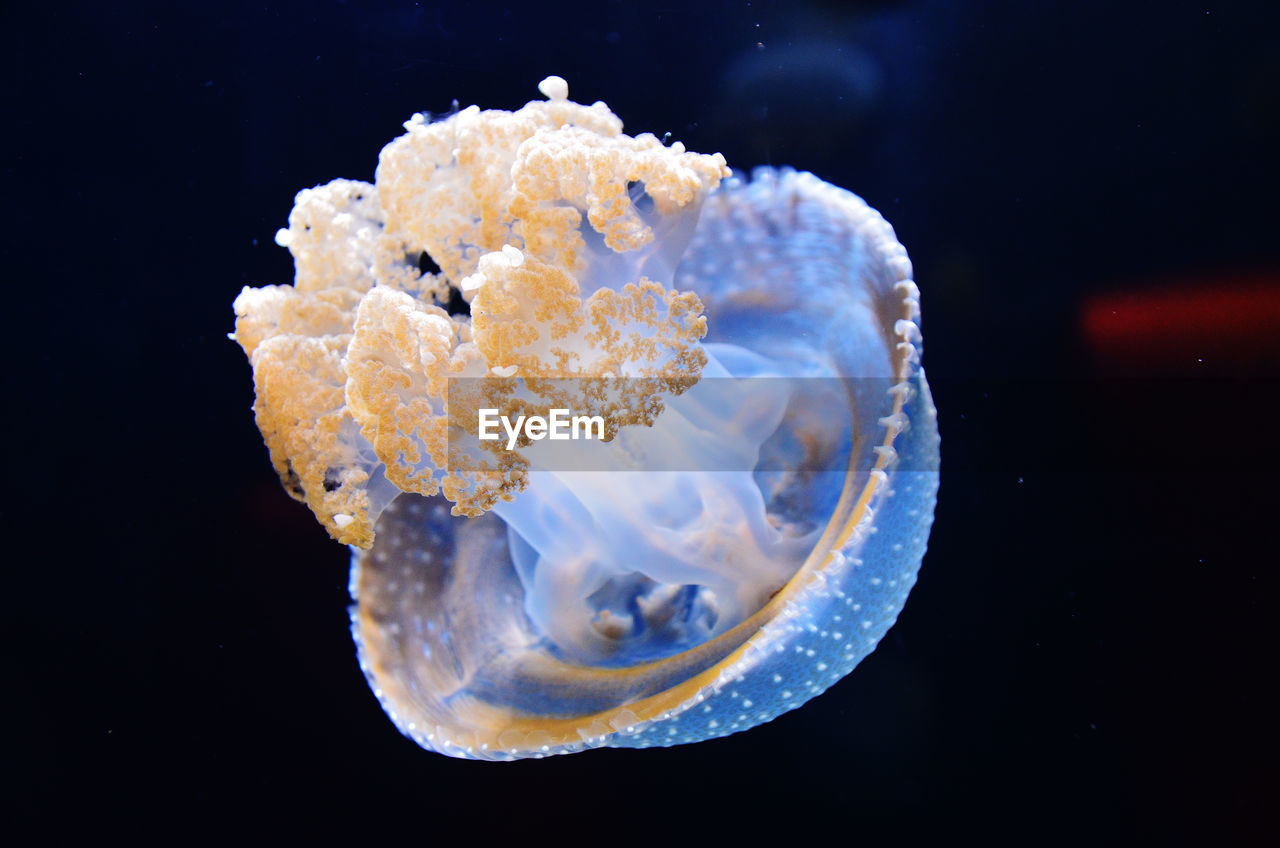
{"left": 231, "top": 77, "right": 939, "bottom": 759}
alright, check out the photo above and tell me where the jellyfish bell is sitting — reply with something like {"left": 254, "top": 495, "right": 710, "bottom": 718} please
{"left": 232, "top": 77, "right": 938, "bottom": 760}
{"left": 352, "top": 169, "right": 938, "bottom": 758}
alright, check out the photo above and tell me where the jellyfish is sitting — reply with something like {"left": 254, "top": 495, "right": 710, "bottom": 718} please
{"left": 231, "top": 76, "right": 939, "bottom": 759}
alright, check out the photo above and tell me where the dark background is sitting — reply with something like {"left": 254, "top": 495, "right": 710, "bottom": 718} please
{"left": 8, "top": 0, "right": 1277, "bottom": 841}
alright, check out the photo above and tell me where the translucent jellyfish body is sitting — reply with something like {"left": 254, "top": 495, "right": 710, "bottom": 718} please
{"left": 232, "top": 78, "right": 939, "bottom": 760}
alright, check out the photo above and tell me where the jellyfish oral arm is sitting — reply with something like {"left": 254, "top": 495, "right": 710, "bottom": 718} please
{"left": 233, "top": 77, "right": 728, "bottom": 545}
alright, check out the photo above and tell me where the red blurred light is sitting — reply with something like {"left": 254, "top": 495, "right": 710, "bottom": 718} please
{"left": 1081, "top": 275, "right": 1280, "bottom": 374}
